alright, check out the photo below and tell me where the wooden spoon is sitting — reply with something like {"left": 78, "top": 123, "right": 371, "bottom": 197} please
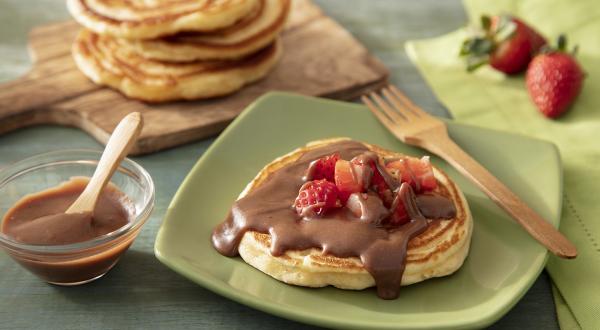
{"left": 65, "top": 112, "right": 143, "bottom": 214}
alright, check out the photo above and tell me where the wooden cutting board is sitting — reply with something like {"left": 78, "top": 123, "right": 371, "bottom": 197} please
{"left": 0, "top": 0, "right": 388, "bottom": 155}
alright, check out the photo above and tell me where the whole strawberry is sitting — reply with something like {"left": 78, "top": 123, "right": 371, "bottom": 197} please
{"left": 460, "top": 15, "right": 546, "bottom": 74}
{"left": 526, "top": 35, "right": 584, "bottom": 118}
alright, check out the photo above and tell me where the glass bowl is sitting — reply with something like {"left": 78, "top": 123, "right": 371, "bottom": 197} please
{"left": 0, "top": 150, "right": 154, "bottom": 285}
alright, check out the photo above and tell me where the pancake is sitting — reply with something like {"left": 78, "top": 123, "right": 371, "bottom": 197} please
{"left": 126, "top": 0, "right": 290, "bottom": 62}
{"left": 225, "top": 138, "right": 473, "bottom": 293}
{"left": 67, "top": 0, "right": 261, "bottom": 39}
{"left": 72, "top": 29, "right": 282, "bottom": 102}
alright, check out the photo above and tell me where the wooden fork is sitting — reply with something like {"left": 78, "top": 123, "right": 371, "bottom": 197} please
{"left": 362, "top": 85, "right": 577, "bottom": 259}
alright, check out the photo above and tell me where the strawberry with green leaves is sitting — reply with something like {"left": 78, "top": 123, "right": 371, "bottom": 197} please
{"left": 526, "top": 35, "right": 584, "bottom": 118}
{"left": 460, "top": 15, "right": 546, "bottom": 74}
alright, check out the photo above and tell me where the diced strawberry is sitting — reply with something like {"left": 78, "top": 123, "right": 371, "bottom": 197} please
{"left": 294, "top": 179, "right": 340, "bottom": 217}
{"left": 387, "top": 183, "right": 419, "bottom": 226}
{"left": 370, "top": 163, "right": 393, "bottom": 206}
{"left": 305, "top": 153, "right": 339, "bottom": 182}
{"left": 334, "top": 159, "right": 363, "bottom": 203}
{"left": 414, "top": 156, "right": 437, "bottom": 191}
{"left": 386, "top": 156, "right": 437, "bottom": 192}
{"left": 389, "top": 194, "right": 409, "bottom": 226}
{"left": 386, "top": 159, "right": 415, "bottom": 189}
{"left": 352, "top": 156, "right": 393, "bottom": 207}
{"left": 351, "top": 161, "right": 373, "bottom": 190}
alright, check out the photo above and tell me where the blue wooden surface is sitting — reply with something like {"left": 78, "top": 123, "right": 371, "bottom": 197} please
{"left": 0, "top": 0, "right": 558, "bottom": 328}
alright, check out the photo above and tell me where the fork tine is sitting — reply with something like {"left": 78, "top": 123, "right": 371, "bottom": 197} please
{"left": 368, "top": 91, "right": 407, "bottom": 123}
{"left": 361, "top": 95, "right": 401, "bottom": 134}
{"left": 388, "top": 85, "right": 430, "bottom": 117}
{"left": 381, "top": 87, "right": 419, "bottom": 121}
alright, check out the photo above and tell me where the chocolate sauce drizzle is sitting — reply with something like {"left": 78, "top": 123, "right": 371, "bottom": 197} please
{"left": 211, "top": 141, "right": 456, "bottom": 299}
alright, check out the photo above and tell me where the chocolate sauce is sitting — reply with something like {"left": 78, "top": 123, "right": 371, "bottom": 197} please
{"left": 211, "top": 141, "right": 456, "bottom": 299}
{"left": 416, "top": 194, "right": 456, "bottom": 220}
{"left": 346, "top": 192, "right": 389, "bottom": 224}
{"left": 2, "top": 178, "right": 131, "bottom": 245}
{"left": 1, "top": 178, "right": 136, "bottom": 285}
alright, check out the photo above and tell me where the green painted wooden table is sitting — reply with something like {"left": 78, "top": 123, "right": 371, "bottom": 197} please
{"left": 0, "top": 0, "right": 559, "bottom": 328}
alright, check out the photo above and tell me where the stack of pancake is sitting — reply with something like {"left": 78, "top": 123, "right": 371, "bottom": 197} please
{"left": 67, "top": 0, "right": 289, "bottom": 102}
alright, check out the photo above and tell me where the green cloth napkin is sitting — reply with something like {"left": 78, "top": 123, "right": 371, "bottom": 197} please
{"left": 405, "top": 0, "right": 600, "bottom": 328}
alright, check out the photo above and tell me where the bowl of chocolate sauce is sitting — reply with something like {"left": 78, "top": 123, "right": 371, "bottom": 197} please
{"left": 0, "top": 150, "right": 154, "bottom": 285}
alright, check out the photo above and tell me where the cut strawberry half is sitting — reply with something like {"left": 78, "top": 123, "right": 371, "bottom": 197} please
{"left": 386, "top": 156, "right": 437, "bottom": 192}
{"left": 294, "top": 179, "right": 340, "bottom": 218}
{"left": 304, "top": 153, "right": 340, "bottom": 182}
{"left": 334, "top": 159, "right": 364, "bottom": 203}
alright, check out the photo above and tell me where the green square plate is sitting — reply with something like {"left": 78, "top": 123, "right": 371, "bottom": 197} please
{"left": 154, "top": 92, "right": 561, "bottom": 329}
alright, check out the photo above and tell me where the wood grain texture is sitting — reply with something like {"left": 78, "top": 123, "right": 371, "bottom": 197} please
{"left": 0, "top": 0, "right": 389, "bottom": 155}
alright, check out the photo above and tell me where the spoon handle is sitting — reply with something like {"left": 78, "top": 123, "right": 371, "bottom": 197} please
{"left": 66, "top": 112, "right": 143, "bottom": 214}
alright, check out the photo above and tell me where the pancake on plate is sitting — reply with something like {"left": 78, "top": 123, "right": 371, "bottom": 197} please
{"left": 72, "top": 29, "right": 282, "bottom": 102}
{"left": 125, "top": 0, "right": 290, "bottom": 62}
{"left": 67, "top": 0, "right": 260, "bottom": 39}
{"left": 212, "top": 138, "right": 473, "bottom": 299}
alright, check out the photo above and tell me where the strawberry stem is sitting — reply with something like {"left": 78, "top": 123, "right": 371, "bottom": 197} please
{"left": 460, "top": 37, "right": 494, "bottom": 56}
{"left": 466, "top": 57, "right": 489, "bottom": 72}
{"left": 557, "top": 34, "right": 567, "bottom": 52}
{"left": 541, "top": 34, "right": 578, "bottom": 56}
{"left": 481, "top": 15, "right": 491, "bottom": 31}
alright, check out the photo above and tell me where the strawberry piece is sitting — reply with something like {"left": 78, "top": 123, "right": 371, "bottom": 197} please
{"left": 350, "top": 155, "right": 394, "bottom": 206}
{"left": 388, "top": 191, "right": 409, "bottom": 226}
{"left": 304, "top": 153, "right": 339, "bottom": 182}
{"left": 334, "top": 159, "right": 363, "bottom": 203}
{"left": 294, "top": 179, "right": 340, "bottom": 217}
{"left": 386, "top": 156, "right": 437, "bottom": 192}
{"left": 411, "top": 156, "right": 436, "bottom": 191}
{"left": 386, "top": 159, "right": 415, "bottom": 189}
{"left": 387, "top": 183, "right": 423, "bottom": 226}
{"left": 370, "top": 163, "right": 393, "bottom": 206}
{"left": 351, "top": 161, "right": 373, "bottom": 190}
{"left": 526, "top": 35, "right": 584, "bottom": 118}
{"left": 460, "top": 15, "right": 546, "bottom": 74}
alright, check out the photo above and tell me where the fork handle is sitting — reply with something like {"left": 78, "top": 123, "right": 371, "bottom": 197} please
{"left": 427, "top": 136, "right": 577, "bottom": 258}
